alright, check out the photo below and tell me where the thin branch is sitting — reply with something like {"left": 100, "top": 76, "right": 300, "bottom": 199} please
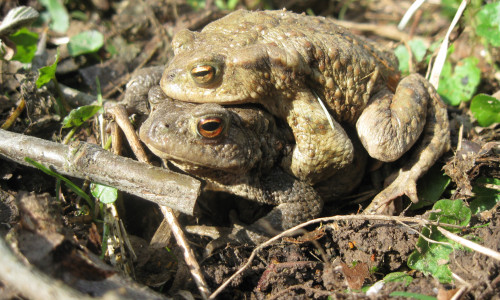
{"left": 1, "top": 97, "right": 26, "bottom": 130}
{"left": 0, "top": 129, "right": 200, "bottom": 215}
{"left": 161, "top": 206, "right": 211, "bottom": 299}
{"left": 106, "top": 104, "right": 211, "bottom": 299}
{"left": 437, "top": 226, "right": 500, "bottom": 261}
{"left": 106, "top": 103, "right": 150, "bottom": 164}
{"left": 0, "top": 237, "right": 95, "bottom": 300}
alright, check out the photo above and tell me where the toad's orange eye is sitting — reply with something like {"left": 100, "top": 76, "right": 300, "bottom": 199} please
{"left": 197, "top": 117, "right": 224, "bottom": 138}
{"left": 190, "top": 64, "right": 218, "bottom": 85}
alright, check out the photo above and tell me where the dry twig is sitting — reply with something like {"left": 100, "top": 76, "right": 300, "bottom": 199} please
{"left": 105, "top": 103, "right": 150, "bottom": 163}
{"left": 0, "top": 129, "right": 200, "bottom": 215}
{"left": 161, "top": 206, "right": 211, "bottom": 299}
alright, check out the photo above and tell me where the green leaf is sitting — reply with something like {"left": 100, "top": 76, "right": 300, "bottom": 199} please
{"left": 441, "top": 0, "right": 461, "bottom": 19}
{"left": 437, "top": 57, "right": 480, "bottom": 106}
{"left": 394, "top": 45, "right": 410, "bottom": 75}
{"left": 408, "top": 199, "right": 471, "bottom": 283}
{"left": 70, "top": 11, "right": 88, "bottom": 21}
{"left": 394, "top": 39, "right": 428, "bottom": 75}
{"left": 431, "top": 199, "right": 471, "bottom": 231}
{"left": 383, "top": 272, "right": 413, "bottom": 287}
{"left": 215, "top": 0, "right": 238, "bottom": 10}
{"left": 39, "top": 0, "right": 69, "bottom": 33}
{"left": 469, "top": 177, "right": 500, "bottom": 214}
{"left": 476, "top": 2, "right": 500, "bottom": 47}
{"left": 67, "top": 30, "right": 104, "bottom": 56}
{"left": 24, "top": 157, "right": 93, "bottom": 209}
{"left": 36, "top": 51, "right": 59, "bottom": 88}
{"left": 61, "top": 105, "right": 102, "bottom": 128}
{"left": 0, "top": 6, "right": 39, "bottom": 36}
{"left": 9, "top": 28, "right": 38, "bottom": 63}
{"left": 470, "top": 94, "right": 500, "bottom": 127}
{"left": 389, "top": 291, "right": 437, "bottom": 300}
{"left": 409, "top": 39, "right": 428, "bottom": 63}
{"left": 91, "top": 183, "right": 118, "bottom": 204}
{"left": 186, "top": 0, "right": 206, "bottom": 10}
{"left": 413, "top": 164, "right": 451, "bottom": 210}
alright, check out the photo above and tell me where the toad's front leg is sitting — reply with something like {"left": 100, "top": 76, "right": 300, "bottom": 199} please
{"left": 204, "top": 167, "right": 323, "bottom": 245}
{"left": 277, "top": 89, "right": 355, "bottom": 184}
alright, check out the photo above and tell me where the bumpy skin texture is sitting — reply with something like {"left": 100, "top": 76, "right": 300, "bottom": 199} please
{"left": 139, "top": 87, "right": 324, "bottom": 237}
{"left": 160, "top": 9, "right": 450, "bottom": 212}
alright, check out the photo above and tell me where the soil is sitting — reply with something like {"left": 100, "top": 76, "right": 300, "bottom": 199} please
{"left": 0, "top": 1, "right": 499, "bottom": 299}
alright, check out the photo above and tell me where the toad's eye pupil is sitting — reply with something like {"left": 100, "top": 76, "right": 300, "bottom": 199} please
{"left": 201, "top": 121, "right": 220, "bottom": 132}
{"left": 191, "top": 65, "right": 217, "bottom": 85}
{"left": 193, "top": 69, "right": 211, "bottom": 77}
{"left": 197, "top": 117, "right": 224, "bottom": 138}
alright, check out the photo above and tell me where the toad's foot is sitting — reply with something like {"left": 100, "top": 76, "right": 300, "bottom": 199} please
{"left": 123, "top": 66, "right": 164, "bottom": 115}
{"left": 364, "top": 76, "right": 450, "bottom": 214}
{"left": 363, "top": 169, "right": 417, "bottom": 214}
{"left": 185, "top": 222, "right": 269, "bottom": 255}
{"left": 187, "top": 212, "right": 309, "bottom": 255}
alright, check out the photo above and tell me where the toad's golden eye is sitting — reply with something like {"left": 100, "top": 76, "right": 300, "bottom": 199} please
{"left": 190, "top": 64, "right": 218, "bottom": 85}
{"left": 197, "top": 117, "right": 224, "bottom": 138}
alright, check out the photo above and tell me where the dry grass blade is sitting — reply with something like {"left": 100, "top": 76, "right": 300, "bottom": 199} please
{"left": 437, "top": 226, "right": 500, "bottom": 261}
{"left": 429, "top": 0, "right": 468, "bottom": 88}
{"left": 398, "top": 0, "right": 426, "bottom": 30}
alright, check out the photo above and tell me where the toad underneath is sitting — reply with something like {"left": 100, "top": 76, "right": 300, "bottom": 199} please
{"left": 156, "top": 9, "right": 450, "bottom": 213}
{"left": 138, "top": 87, "right": 366, "bottom": 241}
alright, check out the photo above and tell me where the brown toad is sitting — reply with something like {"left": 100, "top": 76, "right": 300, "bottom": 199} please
{"left": 138, "top": 87, "right": 365, "bottom": 239}
{"left": 160, "top": 9, "right": 450, "bottom": 213}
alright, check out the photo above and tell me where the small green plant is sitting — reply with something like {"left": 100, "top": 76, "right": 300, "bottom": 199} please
{"left": 215, "top": 0, "right": 239, "bottom": 10}
{"left": 8, "top": 28, "right": 38, "bottom": 63}
{"left": 91, "top": 183, "right": 118, "bottom": 205}
{"left": 394, "top": 39, "right": 428, "bottom": 75}
{"left": 473, "top": 2, "right": 500, "bottom": 48}
{"left": 38, "top": 0, "right": 69, "bottom": 33}
{"left": 61, "top": 105, "right": 102, "bottom": 128}
{"left": 413, "top": 164, "right": 451, "bottom": 210}
{"left": 469, "top": 177, "right": 500, "bottom": 214}
{"left": 67, "top": 30, "right": 104, "bottom": 57}
{"left": 469, "top": 94, "right": 500, "bottom": 127}
{"left": 186, "top": 0, "right": 206, "bottom": 10}
{"left": 36, "top": 51, "right": 59, "bottom": 87}
{"left": 437, "top": 57, "right": 481, "bottom": 106}
{"left": 383, "top": 272, "right": 413, "bottom": 287}
{"left": 408, "top": 199, "right": 471, "bottom": 283}
{"left": 25, "top": 157, "right": 94, "bottom": 209}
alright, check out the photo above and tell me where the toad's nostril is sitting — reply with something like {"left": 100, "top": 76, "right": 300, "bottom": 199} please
{"left": 166, "top": 69, "right": 177, "bottom": 81}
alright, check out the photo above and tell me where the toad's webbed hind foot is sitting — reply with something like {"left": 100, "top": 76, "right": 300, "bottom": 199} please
{"left": 364, "top": 169, "right": 417, "bottom": 214}
{"left": 185, "top": 218, "right": 275, "bottom": 256}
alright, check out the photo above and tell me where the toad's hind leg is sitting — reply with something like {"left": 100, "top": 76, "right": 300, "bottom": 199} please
{"left": 356, "top": 74, "right": 432, "bottom": 162}
{"left": 358, "top": 74, "right": 450, "bottom": 213}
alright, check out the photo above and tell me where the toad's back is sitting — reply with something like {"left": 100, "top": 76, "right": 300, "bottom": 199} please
{"left": 171, "top": 9, "right": 399, "bottom": 123}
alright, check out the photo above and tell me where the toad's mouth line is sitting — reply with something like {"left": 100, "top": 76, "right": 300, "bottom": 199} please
{"left": 143, "top": 141, "right": 249, "bottom": 174}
